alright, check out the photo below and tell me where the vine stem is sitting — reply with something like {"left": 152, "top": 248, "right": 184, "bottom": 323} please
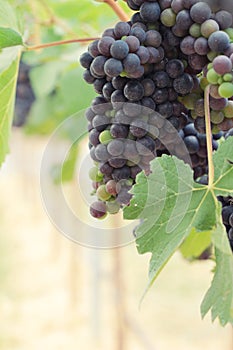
{"left": 204, "top": 84, "right": 215, "bottom": 187}
{"left": 25, "top": 37, "right": 99, "bottom": 51}
{"left": 104, "top": 0, "right": 130, "bottom": 21}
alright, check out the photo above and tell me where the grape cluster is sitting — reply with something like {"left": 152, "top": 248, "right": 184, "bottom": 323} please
{"left": 80, "top": 0, "right": 233, "bottom": 219}
{"left": 14, "top": 62, "right": 35, "bottom": 127}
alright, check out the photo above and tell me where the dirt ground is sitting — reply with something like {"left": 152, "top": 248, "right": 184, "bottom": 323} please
{"left": 0, "top": 130, "right": 232, "bottom": 350}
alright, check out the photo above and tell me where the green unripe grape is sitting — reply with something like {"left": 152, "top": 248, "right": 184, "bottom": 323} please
{"left": 206, "top": 68, "right": 220, "bottom": 84}
{"left": 96, "top": 185, "right": 112, "bottom": 201}
{"left": 189, "top": 23, "right": 201, "bottom": 38}
{"left": 223, "top": 73, "right": 233, "bottom": 82}
{"left": 210, "top": 110, "right": 225, "bottom": 124}
{"left": 200, "top": 77, "right": 209, "bottom": 90}
{"left": 207, "top": 51, "right": 218, "bottom": 62}
{"left": 217, "top": 77, "right": 223, "bottom": 85}
{"left": 211, "top": 124, "right": 220, "bottom": 134}
{"left": 201, "top": 19, "right": 219, "bottom": 38}
{"left": 181, "top": 93, "right": 200, "bottom": 109}
{"left": 99, "top": 130, "right": 113, "bottom": 144}
{"left": 160, "top": 8, "right": 176, "bottom": 27}
{"left": 224, "top": 28, "right": 233, "bottom": 41}
{"left": 218, "top": 82, "right": 233, "bottom": 98}
{"left": 106, "top": 200, "right": 121, "bottom": 214}
{"left": 223, "top": 100, "right": 233, "bottom": 118}
{"left": 89, "top": 167, "right": 103, "bottom": 182}
{"left": 207, "top": 63, "right": 213, "bottom": 70}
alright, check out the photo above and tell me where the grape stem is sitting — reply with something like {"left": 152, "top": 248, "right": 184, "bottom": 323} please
{"left": 104, "top": 0, "right": 130, "bottom": 21}
{"left": 25, "top": 38, "right": 100, "bottom": 51}
{"left": 204, "top": 84, "right": 214, "bottom": 187}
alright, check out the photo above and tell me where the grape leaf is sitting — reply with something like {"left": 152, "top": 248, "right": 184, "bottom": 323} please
{"left": 0, "top": 27, "right": 23, "bottom": 49}
{"left": 201, "top": 215, "right": 233, "bottom": 326}
{"left": 0, "top": 55, "right": 20, "bottom": 165}
{"left": 123, "top": 137, "right": 233, "bottom": 324}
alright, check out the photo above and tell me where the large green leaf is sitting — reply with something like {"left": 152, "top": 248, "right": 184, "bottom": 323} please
{"left": 0, "top": 55, "right": 20, "bottom": 165}
{"left": 124, "top": 137, "right": 233, "bottom": 325}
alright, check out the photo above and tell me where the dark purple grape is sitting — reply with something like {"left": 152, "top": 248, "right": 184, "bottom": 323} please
{"left": 95, "top": 144, "right": 110, "bottom": 161}
{"left": 136, "top": 46, "right": 150, "bottom": 64}
{"left": 110, "top": 40, "right": 129, "bottom": 60}
{"left": 104, "top": 58, "right": 123, "bottom": 77}
{"left": 130, "top": 27, "right": 146, "bottom": 43}
{"left": 80, "top": 52, "right": 93, "bottom": 68}
{"left": 190, "top": 2, "right": 211, "bottom": 24}
{"left": 123, "top": 53, "right": 141, "bottom": 74}
{"left": 114, "top": 21, "right": 131, "bottom": 38}
{"left": 88, "top": 40, "right": 100, "bottom": 58}
{"left": 184, "top": 135, "right": 199, "bottom": 154}
{"left": 145, "top": 30, "right": 162, "bottom": 48}
{"left": 124, "top": 81, "right": 144, "bottom": 101}
{"left": 130, "top": 119, "right": 148, "bottom": 138}
{"left": 107, "top": 139, "right": 125, "bottom": 156}
{"left": 140, "top": 2, "right": 161, "bottom": 22}
{"left": 208, "top": 31, "right": 230, "bottom": 53}
{"left": 166, "top": 59, "right": 184, "bottom": 78}
{"left": 215, "top": 10, "right": 233, "bottom": 30}
{"left": 98, "top": 37, "right": 115, "bottom": 56}
{"left": 125, "top": 36, "right": 140, "bottom": 53}
{"left": 173, "top": 74, "right": 194, "bottom": 95}
{"left": 110, "top": 123, "right": 129, "bottom": 138}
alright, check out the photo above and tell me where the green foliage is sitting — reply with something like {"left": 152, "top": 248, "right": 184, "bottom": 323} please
{"left": 0, "top": 27, "right": 23, "bottom": 49}
{"left": 51, "top": 143, "right": 78, "bottom": 184}
{"left": 124, "top": 137, "right": 233, "bottom": 325}
{"left": 0, "top": 0, "right": 23, "bottom": 166}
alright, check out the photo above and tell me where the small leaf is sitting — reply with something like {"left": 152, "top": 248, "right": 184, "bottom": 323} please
{"left": 0, "top": 55, "right": 20, "bottom": 166}
{"left": 0, "top": 27, "right": 23, "bottom": 49}
{"left": 201, "top": 218, "right": 233, "bottom": 326}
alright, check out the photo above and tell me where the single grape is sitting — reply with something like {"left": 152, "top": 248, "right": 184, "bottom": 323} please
{"left": 218, "top": 82, "right": 233, "bottom": 98}
{"left": 90, "top": 201, "right": 107, "bottom": 219}
{"left": 104, "top": 58, "right": 123, "bottom": 77}
{"left": 140, "top": 2, "right": 161, "bottom": 22}
{"left": 89, "top": 167, "right": 103, "bottom": 182}
{"left": 190, "top": 2, "right": 211, "bottom": 24}
{"left": 124, "top": 81, "right": 144, "bottom": 101}
{"left": 200, "top": 19, "right": 219, "bottom": 38}
{"left": 160, "top": 8, "right": 176, "bottom": 27}
{"left": 98, "top": 37, "right": 115, "bottom": 56}
{"left": 96, "top": 184, "right": 112, "bottom": 201}
{"left": 213, "top": 55, "right": 232, "bottom": 75}
{"left": 208, "top": 31, "right": 230, "bottom": 53}
{"left": 215, "top": 10, "right": 233, "bottom": 30}
{"left": 110, "top": 40, "right": 129, "bottom": 60}
{"left": 99, "top": 130, "right": 113, "bottom": 144}
{"left": 107, "top": 139, "right": 125, "bottom": 157}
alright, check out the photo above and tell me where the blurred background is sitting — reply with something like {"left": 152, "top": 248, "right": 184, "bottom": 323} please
{"left": 1, "top": 0, "right": 233, "bottom": 348}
